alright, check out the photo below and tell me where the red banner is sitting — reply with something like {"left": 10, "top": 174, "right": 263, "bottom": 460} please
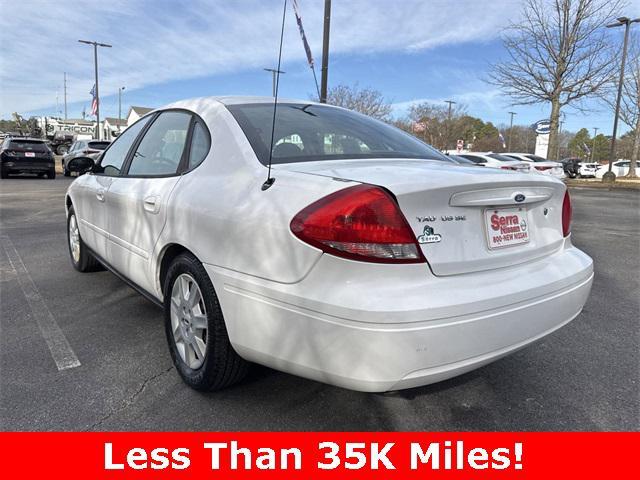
{"left": 0, "top": 432, "right": 637, "bottom": 478}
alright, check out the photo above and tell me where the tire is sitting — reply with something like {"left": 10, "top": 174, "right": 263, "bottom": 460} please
{"left": 63, "top": 167, "right": 70, "bottom": 177}
{"left": 48, "top": 168, "right": 56, "bottom": 179}
{"left": 0, "top": 167, "right": 7, "bottom": 179}
{"left": 67, "top": 206, "right": 101, "bottom": 272}
{"left": 164, "top": 253, "right": 248, "bottom": 391}
{"left": 56, "top": 144, "right": 68, "bottom": 155}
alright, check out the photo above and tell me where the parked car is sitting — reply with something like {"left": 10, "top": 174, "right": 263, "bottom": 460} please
{"left": 456, "top": 152, "right": 530, "bottom": 172}
{"left": 503, "top": 153, "right": 565, "bottom": 178}
{"left": 595, "top": 160, "right": 635, "bottom": 178}
{"left": 65, "top": 97, "right": 593, "bottom": 392}
{"left": 561, "top": 157, "right": 582, "bottom": 178}
{"left": 62, "top": 140, "right": 111, "bottom": 176}
{"left": 1, "top": 137, "right": 55, "bottom": 179}
{"left": 578, "top": 162, "right": 601, "bottom": 178}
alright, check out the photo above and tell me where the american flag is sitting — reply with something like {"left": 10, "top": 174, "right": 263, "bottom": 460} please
{"left": 292, "top": 0, "right": 314, "bottom": 68}
{"left": 90, "top": 84, "right": 98, "bottom": 116}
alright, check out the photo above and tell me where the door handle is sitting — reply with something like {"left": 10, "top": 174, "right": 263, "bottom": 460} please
{"left": 96, "top": 189, "right": 106, "bottom": 202}
{"left": 143, "top": 196, "right": 160, "bottom": 214}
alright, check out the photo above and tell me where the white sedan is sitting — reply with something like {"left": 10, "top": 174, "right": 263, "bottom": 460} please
{"left": 595, "top": 160, "right": 634, "bottom": 178}
{"left": 65, "top": 97, "right": 593, "bottom": 392}
{"left": 578, "top": 162, "right": 600, "bottom": 178}
{"left": 504, "top": 153, "right": 566, "bottom": 178}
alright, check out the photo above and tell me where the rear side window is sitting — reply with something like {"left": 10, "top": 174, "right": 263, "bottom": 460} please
{"left": 9, "top": 140, "right": 48, "bottom": 152}
{"left": 127, "top": 111, "right": 191, "bottom": 176}
{"left": 188, "top": 121, "right": 210, "bottom": 169}
{"left": 98, "top": 116, "right": 152, "bottom": 176}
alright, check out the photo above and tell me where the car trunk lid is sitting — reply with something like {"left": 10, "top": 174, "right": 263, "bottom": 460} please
{"left": 277, "top": 158, "right": 567, "bottom": 276}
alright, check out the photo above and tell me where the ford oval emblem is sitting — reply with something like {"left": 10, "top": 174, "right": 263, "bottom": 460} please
{"left": 515, "top": 193, "right": 526, "bottom": 203}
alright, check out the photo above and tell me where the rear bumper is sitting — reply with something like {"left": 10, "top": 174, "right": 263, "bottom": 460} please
{"left": 206, "top": 240, "right": 593, "bottom": 392}
{"left": 2, "top": 161, "right": 53, "bottom": 172}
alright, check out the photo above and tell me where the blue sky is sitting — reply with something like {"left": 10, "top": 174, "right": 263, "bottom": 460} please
{"left": 1, "top": 0, "right": 638, "bottom": 135}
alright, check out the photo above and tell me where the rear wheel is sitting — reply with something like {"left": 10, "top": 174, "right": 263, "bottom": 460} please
{"left": 67, "top": 206, "right": 100, "bottom": 272}
{"left": 48, "top": 168, "right": 56, "bottom": 179}
{"left": 0, "top": 167, "right": 7, "bottom": 179}
{"left": 164, "top": 253, "right": 248, "bottom": 391}
{"left": 56, "top": 144, "right": 68, "bottom": 155}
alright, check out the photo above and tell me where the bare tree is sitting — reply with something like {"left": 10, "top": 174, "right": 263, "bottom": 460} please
{"left": 489, "top": 0, "right": 623, "bottom": 160}
{"left": 325, "top": 84, "right": 392, "bottom": 121}
{"left": 601, "top": 38, "right": 639, "bottom": 177}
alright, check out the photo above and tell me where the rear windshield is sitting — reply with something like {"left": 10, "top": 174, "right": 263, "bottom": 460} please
{"left": 9, "top": 140, "right": 49, "bottom": 152}
{"left": 525, "top": 154, "right": 549, "bottom": 162}
{"left": 488, "top": 153, "right": 517, "bottom": 162}
{"left": 226, "top": 103, "right": 448, "bottom": 165}
{"left": 88, "top": 141, "right": 110, "bottom": 150}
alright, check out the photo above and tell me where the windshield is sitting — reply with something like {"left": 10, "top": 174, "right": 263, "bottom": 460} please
{"left": 88, "top": 141, "right": 110, "bottom": 150}
{"left": 488, "top": 153, "right": 517, "bottom": 162}
{"left": 8, "top": 140, "right": 48, "bottom": 152}
{"left": 226, "top": 103, "right": 449, "bottom": 165}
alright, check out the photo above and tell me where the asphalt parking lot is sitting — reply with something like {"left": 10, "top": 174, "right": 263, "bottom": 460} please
{"left": 1, "top": 176, "right": 638, "bottom": 431}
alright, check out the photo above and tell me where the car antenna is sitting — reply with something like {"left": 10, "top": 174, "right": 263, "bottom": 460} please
{"left": 262, "top": 0, "right": 287, "bottom": 191}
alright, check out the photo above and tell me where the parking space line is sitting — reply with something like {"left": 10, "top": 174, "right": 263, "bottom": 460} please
{"left": 1, "top": 235, "right": 81, "bottom": 371}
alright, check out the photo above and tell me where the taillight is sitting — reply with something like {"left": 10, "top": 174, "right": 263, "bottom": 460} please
{"left": 535, "top": 166, "right": 552, "bottom": 171}
{"left": 290, "top": 184, "right": 425, "bottom": 263}
{"left": 562, "top": 190, "right": 572, "bottom": 237}
{"left": 501, "top": 166, "right": 516, "bottom": 171}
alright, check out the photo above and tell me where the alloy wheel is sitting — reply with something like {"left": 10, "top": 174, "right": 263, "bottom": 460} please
{"left": 68, "top": 214, "right": 81, "bottom": 263}
{"left": 170, "top": 273, "right": 208, "bottom": 369}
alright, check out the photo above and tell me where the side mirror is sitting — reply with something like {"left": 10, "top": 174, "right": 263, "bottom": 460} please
{"left": 67, "top": 156, "right": 95, "bottom": 175}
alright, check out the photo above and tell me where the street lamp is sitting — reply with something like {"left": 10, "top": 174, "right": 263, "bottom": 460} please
{"left": 591, "top": 127, "right": 599, "bottom": 162}
{"left": 118, "top": 86, "right": 126, "bottom": 132}
{"left": 78, "top": 39, "right": 112, "bottom": 140}
{"left": 445, "top": 100, "right": 456, "bottom": 150}
{"left": 603, "top": 16, "right": 640, "bottom": 182}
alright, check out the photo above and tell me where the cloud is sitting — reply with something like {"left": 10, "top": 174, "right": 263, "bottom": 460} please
{"left": 0, "top": 0, "right": 519, "bottom": 116}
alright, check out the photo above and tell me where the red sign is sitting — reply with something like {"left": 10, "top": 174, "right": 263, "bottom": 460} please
{"left": 0, "top": 432, "right": 637, "bottom": 478}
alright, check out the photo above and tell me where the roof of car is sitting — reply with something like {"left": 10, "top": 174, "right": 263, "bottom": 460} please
{"left": 8, "top": 137, "right": 45, "bottom": 142}
{"left": 166, "top": 96, "right": 327, "bottom": 108}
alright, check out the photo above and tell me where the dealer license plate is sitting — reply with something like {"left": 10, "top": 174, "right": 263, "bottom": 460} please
{"left": 24, "top": 152, "right": 35, "bottom": 157}
{"left": 484, "top": 208, "right": 530, "bottom": 250}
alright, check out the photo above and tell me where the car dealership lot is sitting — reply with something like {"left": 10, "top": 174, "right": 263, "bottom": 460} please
{"left": 0, "top": 177, "right": 638, "bottom": 431}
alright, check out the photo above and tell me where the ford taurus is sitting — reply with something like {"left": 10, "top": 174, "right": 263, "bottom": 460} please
{"left": 65, "top": 97, "right": 593, "bottom": 392}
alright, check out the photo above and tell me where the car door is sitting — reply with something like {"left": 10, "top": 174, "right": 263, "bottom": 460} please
{"left": 105, "top": 110, "right": 197, "bottom": 294}
{"left": 76, "top": 117, "right": 153, "bottom": 260}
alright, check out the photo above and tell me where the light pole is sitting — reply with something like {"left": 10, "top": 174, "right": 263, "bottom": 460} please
{"left": 118, "top": 86, "right": 125, "bottom": 133}
{"left": 507, "top": 111, "right": 517, "bottom": 152}
{"left": 263, "top": 68, "right": 286, "bottom": 97}
{"left": 591, "top": 127, "right": 599, "bottom": 162}
{"left": 603, "top": 16, "right": 640, "bottom": 182}
{"left": 557, "top": 120, "right": 564, "bottom": 161}
{"left": 319, "top": 0, "right": 331, "bottom": 103}
{"left": 63, "top": 72, "right": 68, "bottom": 122}
{"left": 444, "top": 100, "right": 456, "bottom": 150}
{"left": 78, "top": 39, "right": 112, "bottom": 140}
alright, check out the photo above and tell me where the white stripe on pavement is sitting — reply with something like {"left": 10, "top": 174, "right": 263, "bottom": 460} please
{"left": 1, "top": 236, "right": 81, "bottom": 371}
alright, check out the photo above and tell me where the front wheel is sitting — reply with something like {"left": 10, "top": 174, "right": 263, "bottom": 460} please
{"left": 164, "top": 253, "right": 248, "bottom": 391}
{"left": 48, "top": 168, "right": 56, "bottom": 179}
{"left": 67, "top": 206, "right": 100, "bottom": 272}
{"left": 56, "top": 144, "right": 69, "bottom": 155}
